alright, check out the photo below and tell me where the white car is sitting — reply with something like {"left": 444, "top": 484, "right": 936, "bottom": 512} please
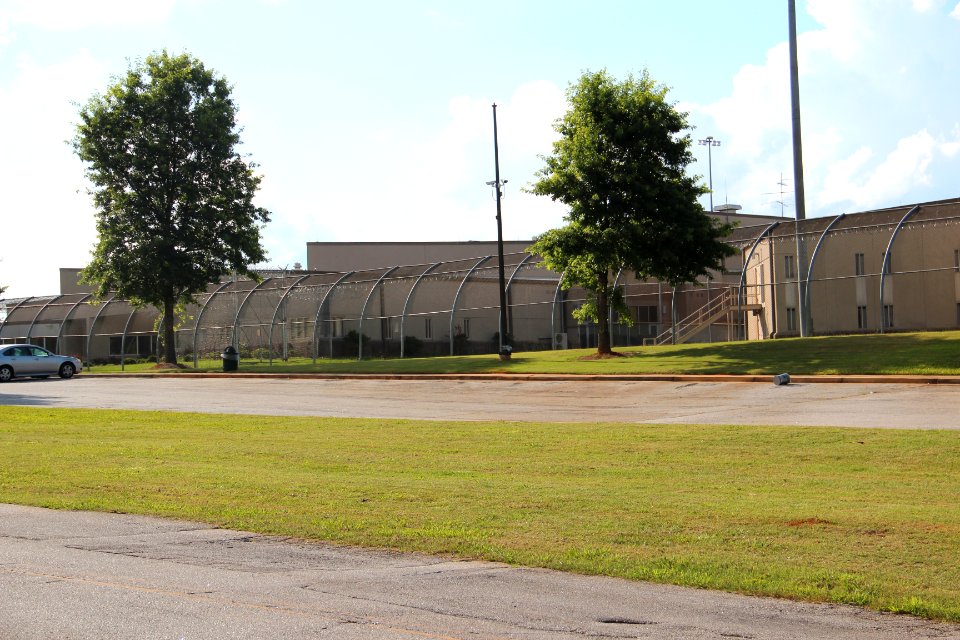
{"left": 0, "top": 344, "right": 82, "bottom": 381}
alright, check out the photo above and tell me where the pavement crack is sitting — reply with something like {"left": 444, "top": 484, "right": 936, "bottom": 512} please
{"left": 598, "top": 617, "right": 656, "bottom": 625}
{"left": 301, "top": 586, "right": 630, "bottom": 637}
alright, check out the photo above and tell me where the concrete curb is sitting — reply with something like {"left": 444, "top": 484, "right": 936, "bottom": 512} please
{"left": 82, "top": 371, "right": 960, "bottom": 384}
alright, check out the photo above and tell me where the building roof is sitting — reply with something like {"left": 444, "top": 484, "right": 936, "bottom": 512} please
{"left": 723, "top": 197, "right": 960, "bottom": 247}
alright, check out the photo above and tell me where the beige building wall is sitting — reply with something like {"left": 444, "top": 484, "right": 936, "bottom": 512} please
{"left": 59, "top": 268, "right": 88, "bottom": 295}
{"left": 306, "top": 212, "right": 782, "bottom": 273}
{"left": 306, "top": 241, "right": 533, "bottom": 272}
{"left": 744, "top": 200, "right": 960, "bottom": 339}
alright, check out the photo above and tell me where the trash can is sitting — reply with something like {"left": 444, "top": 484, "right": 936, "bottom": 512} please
{"left": 222, "top": 345, "right": 239, "bottom": 372}
{"left": 498, "top": 345, "right": 513, "bottom": 361}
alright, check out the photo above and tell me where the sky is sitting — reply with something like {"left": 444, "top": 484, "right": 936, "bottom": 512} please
{"left": 2, "top": 0, "right": 960, "bottom": 299}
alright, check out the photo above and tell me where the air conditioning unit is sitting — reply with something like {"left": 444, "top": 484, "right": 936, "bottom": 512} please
{"left": 553, "top": 332, "right": 569, "bottom": 350}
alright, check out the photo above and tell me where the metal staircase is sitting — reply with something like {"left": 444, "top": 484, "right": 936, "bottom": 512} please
{"left": 650, "top": 288, "right": 761, "bottom": 346}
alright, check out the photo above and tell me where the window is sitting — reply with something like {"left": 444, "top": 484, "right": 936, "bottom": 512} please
{"left": 138, "top": 335, "right": 153, "bottom": 355}
{"left": 881, "top": 252, "right": 892, "bottom": 275}
{"left": 786, "top": 307, "right": 797, "bottom": 331}
{"left": 882, "top": 304, "right": 894, "bottom": 329}
{"left": 956, "top": 302, "right": 960, "bottom": 326}
{"left": 462, "top": 318, "right": 471, "bottom": 338}
{"left": 290, "top": 317, "right": 308, "bottom": 340}
{"left": 954, "top": 249, "right": 960, "bottom": 273}
{"left": 424, "top": 317, "right": 432, "bottom": 339}
{"left": 854, "top": 253, "right": 865, "bottom": 276}
{"left": 382, "top": 318, "right": 393, "bottom": 339}
{"left": 633, "top": 305, "right": 658, "bottom": 323}
{"left": 784, "top": 255, "right": 796, "bottom": 279}
{"left": 857, "top": 305, "right": 868, "bottom": 329}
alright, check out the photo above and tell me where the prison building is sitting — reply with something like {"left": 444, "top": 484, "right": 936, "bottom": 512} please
{"left": 1, "top": 201, "right": 958, "bottom": 364}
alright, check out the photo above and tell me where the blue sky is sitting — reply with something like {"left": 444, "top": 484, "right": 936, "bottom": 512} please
{"left": 2, "top": 0, "right": 960, "bottom": 298}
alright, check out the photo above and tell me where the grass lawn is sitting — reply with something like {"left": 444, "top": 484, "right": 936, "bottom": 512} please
{"left": 1, "top": 406, "right": 958, "bottom": 621}
{"left": 90, "top": 330, "right": 960, "bottom": 376}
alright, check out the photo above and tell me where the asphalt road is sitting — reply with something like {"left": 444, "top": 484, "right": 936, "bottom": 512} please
{"left": 3, "top": 504, "right": 959, "bottom": 640}
{"left": 0, "top": 375, "right": 958, "bottom": 428}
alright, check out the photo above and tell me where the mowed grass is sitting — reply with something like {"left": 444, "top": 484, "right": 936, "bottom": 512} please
{"left": 1, "top": 406, "right": 958, "bottom": 620}
{"left": 92, "top": 330, "right": 960, "bottom": 376}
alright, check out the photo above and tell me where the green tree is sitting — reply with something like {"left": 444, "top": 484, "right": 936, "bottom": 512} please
{"left": 74, "top": 51, "right": 270, "bottom": 364}
{"left": 529, "top": 69, "right": 734, "bottom": 355}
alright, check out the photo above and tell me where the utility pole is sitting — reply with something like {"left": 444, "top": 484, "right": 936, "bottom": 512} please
{"left": 789, "top": 0, "right": 810, "bottom": 336}
{"left": 698, "top": 136, "right": 721, "bottom": 213}
{"left": 488, "top": 103, "right": 509, "bottom": 354}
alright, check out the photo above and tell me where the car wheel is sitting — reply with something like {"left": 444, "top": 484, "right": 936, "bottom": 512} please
{"left": 59, "top": 362, "right": 76, "bottom": 379}
{"left": 0, "top": 365, "right": 13, "bottom": 382}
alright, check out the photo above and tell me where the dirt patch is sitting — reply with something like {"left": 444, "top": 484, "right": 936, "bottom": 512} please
{"left": 786, "top": 517, "right": 835, "bottom": 527}
{"left": 578, "top": 351, "right": 628, "bottom": 361}
{"left": 151, "top": 362, "right": 188, "bottom": 370}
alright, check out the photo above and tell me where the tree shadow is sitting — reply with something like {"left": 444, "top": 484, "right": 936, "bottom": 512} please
{"left": 0, "top": 379, "right": 60, "bottom": 407}
{"left": 612, "top": 332, "right": 960, "bottom": 375}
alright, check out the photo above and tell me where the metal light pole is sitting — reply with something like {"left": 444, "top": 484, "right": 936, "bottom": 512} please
{"left": 789, "top": 0, "right": 809, "bottom": 336}
{"left": 488, "top": 103, "right": 509, "bottom": 354}
{"left": 698, "top": 136, "right": 721, "bottom": 212}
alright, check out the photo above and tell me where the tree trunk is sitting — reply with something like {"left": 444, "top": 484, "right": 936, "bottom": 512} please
{"left": 163, "top": 298, "right": 177, "bottom": 364}
{"left": 596, "top": 271, "right": 611, "bottom": 355}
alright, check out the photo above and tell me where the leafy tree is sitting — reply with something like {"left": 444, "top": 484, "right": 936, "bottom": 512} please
{"left": 529, "top": 69, "right": 734, "bottom": 355}
{"left": 74, "top": 51, "right": 270, "bottom": 364}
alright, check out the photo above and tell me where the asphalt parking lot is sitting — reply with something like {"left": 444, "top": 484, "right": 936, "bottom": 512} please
{"left": 1, "top": 374, "right": 958, "bottom": 429}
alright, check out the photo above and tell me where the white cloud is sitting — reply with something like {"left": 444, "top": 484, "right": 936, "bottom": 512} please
{"left": 698, "top": 43, "right": 790, "bottom": 158}
{"left": 687, "top": 0, "right": 960, "bottom": 218}
{"left": 496, "top": 80, "right": 566, "bottom": 156}
{"left": 276, "top": 80, "right": 568, "bottom": 249}
{"left": 236, "top": 78, "right": 568, "bottom": 276}
{"left": 803, "top": 0, "right": 869, "bottom": 65}
{"left": 912, "top": 0, "right": 943, "bottom": 11}
{"left": 820, "top": 130, "right": 936, "bottom": 209}
{"left": 952, "top": 2, "right": 960, "bottom": 18}
{"left": 0, "top": 51, "right": 110, "bottom": 298}
{"left": 941, "top": 125, "right": 960, "bottom": 156}
{"left": 818, "top": 147, "right": 873, "bottom": 207}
